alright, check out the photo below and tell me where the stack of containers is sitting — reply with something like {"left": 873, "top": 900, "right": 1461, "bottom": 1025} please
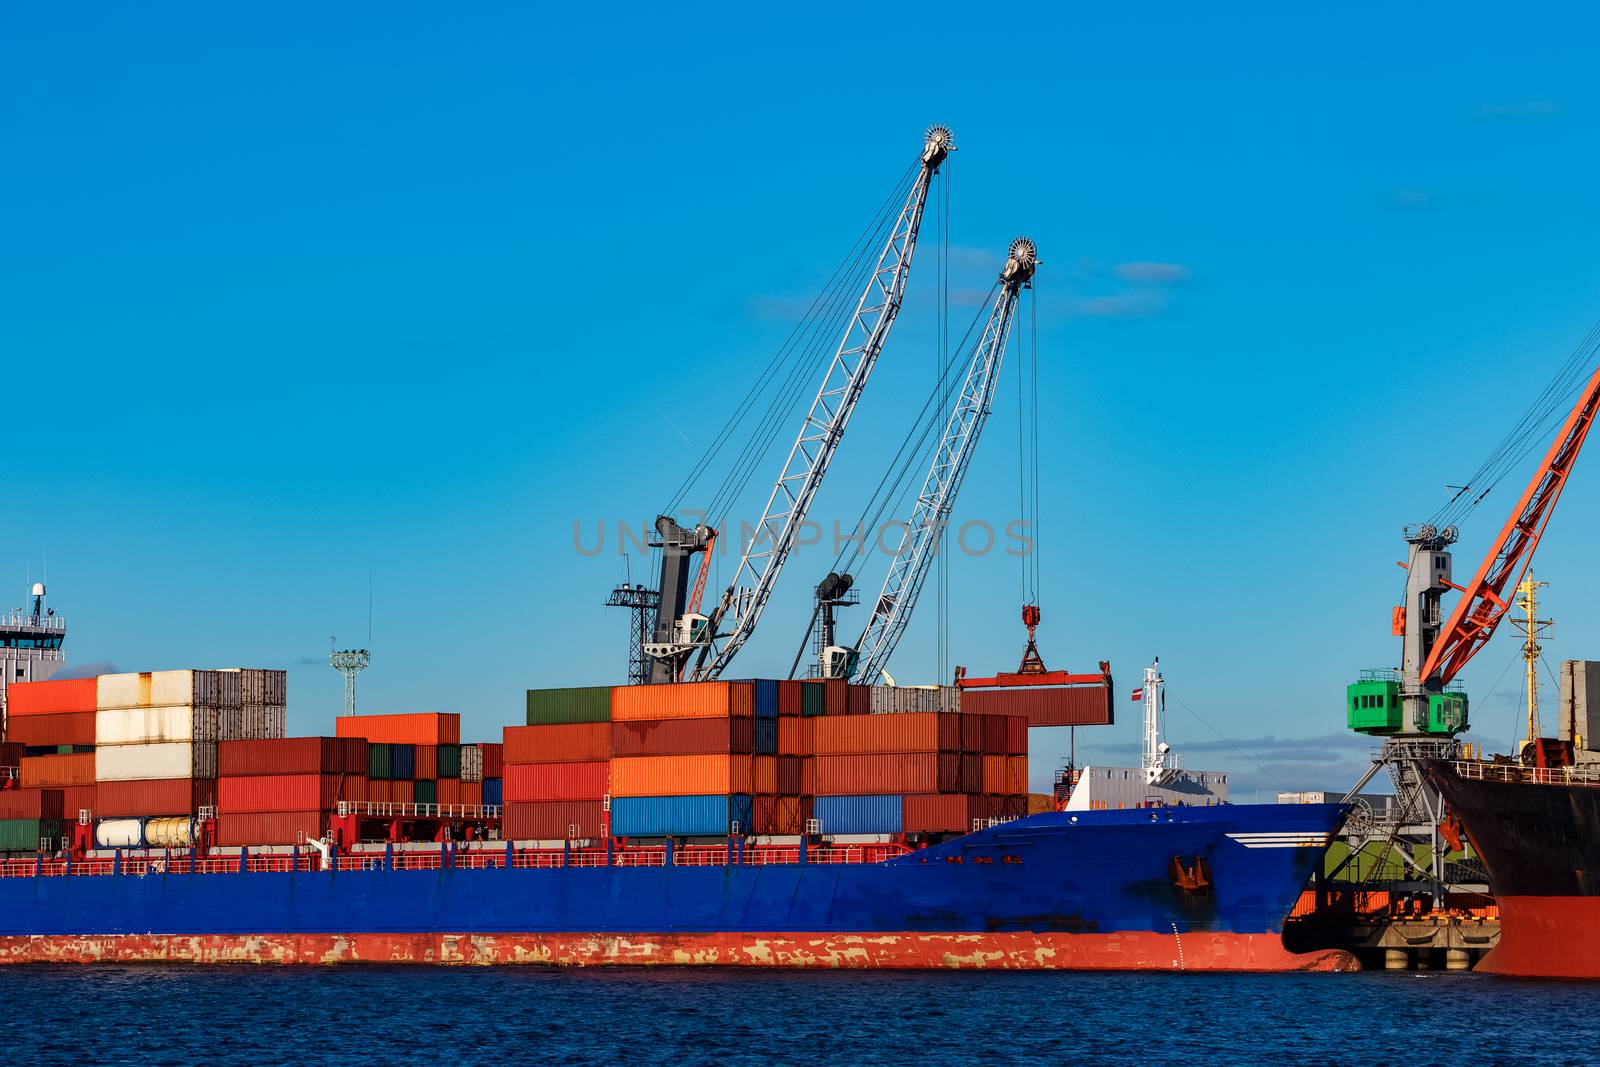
{"left": 0, "top": 785, "right": 63, "bottom": 851}
{"left": 215, "top": 737, "right": 368, "bottom": 845}
{"left": 609, "top": 680, "right": 758, "bottom": 838}
{"left": 503, "top": 687, "right": 611, "bottom": 840}
{"left": 219, "top": 669, "right": 289, "bottom": 740}
{"left": 335, "top": 713, "right": 460, "bottom": 806}
{"left": 5, "top": 678, "right": 98, "bottom": 818}
{"left": 481, "top": 742, "right": 503, "bottom": 808}
{"left": 94, "top": 671, "right": 234, "bottom": 819}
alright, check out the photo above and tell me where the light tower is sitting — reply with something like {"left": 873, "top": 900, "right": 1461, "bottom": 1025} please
{"left": 605, "top": 582, "right": 660, "bottom": 686}
{"left": 330, "top": 638, "right": 370, "bottom": 717}
{"left": 1512, "top": 574, "right": 1553, "bottom": 752}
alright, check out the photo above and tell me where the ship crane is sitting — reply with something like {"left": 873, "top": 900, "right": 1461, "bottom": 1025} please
{"left": 643, "top": 126, "right": 954, "bottom": 684}
{"left": 844, "top": 237, "right": 1038, "bottom": 682}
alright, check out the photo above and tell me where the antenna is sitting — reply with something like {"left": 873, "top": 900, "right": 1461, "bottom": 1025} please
{"left": 330, "top": 634, "right": 371, "bottom": 717}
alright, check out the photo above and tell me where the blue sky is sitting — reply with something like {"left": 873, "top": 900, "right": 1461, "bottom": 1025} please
{"left": 5, "top": 5, "right": 1600, "bottom": 795}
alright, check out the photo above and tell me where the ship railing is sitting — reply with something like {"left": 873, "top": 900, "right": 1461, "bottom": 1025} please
{"left": 1450, "top": 760, "right": 1600, "bottom": 786}
{"left": 335, "top": 801, "right": 502, "bottom": 821}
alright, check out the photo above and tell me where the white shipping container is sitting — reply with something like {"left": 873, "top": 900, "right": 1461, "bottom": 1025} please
{"left": 221, "top": 668, "right": 287, "bottom": 707}
{"left": 461, "top": 744, "right": 484, "bottom": 782}
{"left": 96, "top": 705, "right": 220, "bottom": 745}
{"left": 95, "top": 741, "right": 218, "bottom": 782}
{"left": 219, "top": 704, "right": 287, "bottom": 740}
{"left": 97, "top": 670, "right": 240, "bottom": 711}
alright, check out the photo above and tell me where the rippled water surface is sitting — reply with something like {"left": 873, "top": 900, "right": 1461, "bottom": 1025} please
{"left": 2, "top": 966, "right": 1595, "bottom": 1065}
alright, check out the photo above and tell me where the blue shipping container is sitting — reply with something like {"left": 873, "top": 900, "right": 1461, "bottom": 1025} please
{"left": 612, "top": 795, "right": 754, "bottom": 837}
{"left": 754, "top": 717, "right": 778, "bottom": 756}
{"left": 483, "top": 778, "right": 503, "bottom": 807}
{"left": 753, "top": 679, "right": 779, "bottom": 719}
{"left": 814, "top": 794, "right": 902, "bottom": 834}
{"left": 392, "top": 744, "right": 416, "bottom": 781}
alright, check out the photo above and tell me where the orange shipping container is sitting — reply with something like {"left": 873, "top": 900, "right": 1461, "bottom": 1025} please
{"left": 777, "top": 717, "right": 810, "bottom": 756}
{"left": 1006, "top": 755, "right": 1028, "bottom": 795}
{"left": 982, "top": 755, "right": 1007, "bottom": 795}
{"left": 19, "top": 752, "right": 96, "bottom": 788}
{"left": 810, "top": 713, "right": 960, "bottom": 756}
{"left": 609, "top": 754, "right": 753, "bottom": 797}
{"left": 753, "top": 756, "right": 777, "bottom": 796}
{"left": 415, "top": 745, "right": 438, "bottom": 781}
{"left": 813, "top": 753, "right": 958, "bottom": 795}
{"left": 752, "top": 794, "right": 805, "bottom": 835}
{"left": 6, "top": 678, "right": 98, "bottom": 717}
{"left": 504, "top": 761, "right": 609, "bottom": 802}
{"left": 436, "top": 778, "right": 462, "bottom": 805}
{"left": 335, "top": 713, "right": 460, "bottom": 746}
{"left": 610, "top": 681, "right": 754, "bottom": 722}
{"left": 459, "top": 780, "right": 483, "bottom": 806}
{"left": 5, "top": 711, "right": 96, "bottom": 747}
{"left": 504, "top": 723, "right": 611, "bottom": 764}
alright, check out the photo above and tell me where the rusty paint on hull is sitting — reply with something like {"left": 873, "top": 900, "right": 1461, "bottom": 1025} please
{"left": 0, "top": 931, "right": 1357, "bottom": 971}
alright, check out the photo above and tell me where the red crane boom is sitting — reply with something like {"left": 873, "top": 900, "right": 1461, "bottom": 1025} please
{"left": 1421, "top": 364, "right": 1600, "bottom": 686}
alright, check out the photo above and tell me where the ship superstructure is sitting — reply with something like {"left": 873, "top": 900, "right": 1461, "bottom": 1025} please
{"left": 0, "top": 583, "right": 66, "bottom": 736}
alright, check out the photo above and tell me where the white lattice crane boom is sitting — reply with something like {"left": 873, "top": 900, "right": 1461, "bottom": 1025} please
{"left": 690, "top": 126, "right": 954, "bottom": 681}
{"left": 850, "top": 237, "right": 1037, "bottom": 683}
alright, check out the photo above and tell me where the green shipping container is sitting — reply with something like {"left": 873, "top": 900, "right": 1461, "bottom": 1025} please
{"left": 414, "top": 779, "right": 438, "bottom": 805}
{"left": 437, "top": 744, "right": 462, "bottom": 779}
{"left": 800, "top": 682, "right": 828, "bottom": 717}
{"left": 526, "top": 686, "right": 612, "bottom": 725}
{"left": 0, "top": 818, "right": 63, "bottom": 852}
{"left": 368, "top": 742, "right": 394, "bottom": 781}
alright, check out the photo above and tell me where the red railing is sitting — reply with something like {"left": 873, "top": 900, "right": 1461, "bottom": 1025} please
{"left": 0, "top": 841, "right": 914, "bottom": 879}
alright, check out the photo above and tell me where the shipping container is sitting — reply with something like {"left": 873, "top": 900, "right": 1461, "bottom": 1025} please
{"left": 610, "top": 794, "right": 752, "bottom": 837}
{"left": 218, "top": 704, "right": 288, "bottom": 741}
{"left": 959, "top": 753, "right": 983, "bottom": 794}
{"left": 335, "top": 713, "right": 460, "bottom": 746}
{"left": 983, "top": 715, "right": 1008, "bottom": 756}
{"left": 504, "top": 723, "right": 612, "bottom": 764}
{"left": 847, "top": 685, "right": 870, "bottom": 715}
{"left": 813, "top": 753, "right": 958, "bottom": 795}
{"left": 800, "top": 679, "right": 847, "bottom": 716}
{"left": 902, "top": 793, "right": 1003, "bottom": 833}
{"left": 5, "top": 677, "right": 98, "bottom": 716}
{"left": 736, "top": 679, "right": 778, "bottom": 718}
{"left": 0, "top": 788, "right": 64, "bottom": 821}
{"left": 96, "top": 778, "right": 218, "bottom": 818}
{"left": 609, "top": 717, "right": 753, "bottom": 758}
{"left": 391, "top": 744, "right": 416, "bottom": 781}
{"left": 459, "top": 780, "right": 483, "bottom": 807}
{"left": 0, "top": 819, "right": 63, "bottom": 851}
{"left": 481, "top": 743, "right": 504, "bottom": 780}
{"left": 437, "top": 744, "right": 461, "bottom": 779}
{"left": 97, "top": 670, "right": 238, "bottom": 711}
{"left": 215, "top": 810, "right": 327, "bottom": 847}
{"left": 435, "top": 778, "right": 461, "bottom": 805}
{"left": 753, "top": 756, "right": 777, "bottom": 796}
{"left": 5, "top": 711, "right": 95, "bottom": 747}
{"left": 368, "top": 742, "right": 393, "bottom": 781}
{"left": 777, "top": 716, "right": 810, "bottom": 756}
{"left": 1006, "top": 715, "right": 1028, "bottom": 757}
{"left": 778, "top": 756, "right": 803, "bottom": 795}
{"left": 867, "top": 685, "right": 962, "bottom": 714}
{"left": 95, "top": 706, "right": 220, "bottom": 745}
{"left": 482, "top": 777, "right": 503, "bottom": 807}
{"left": 610, "top": 681, "right": 755, "bottom": 722}
{"left": 525, "top": 687, "right": 612, "bottom": 726}
{"left": 751, "top": 794, "right": 806, "bottom": 835}
{"left": 219, "top": 668, "right": 288, "bottom": 706}
{"left": 218, "top": 737, "right": 368, "bottom": 778}
{"left": 814, "top": 794, "right": 902, "bottom": 834}
{"left": 502, "top": 800, "right": 606, "bottom": 840}
{"left": 18, "top": 752, "right": 96, "bottom": 788}
{"left": 58, "top": 786, "right": 96, "bottom": 820}
{"left": 961, "top": 685, "right": 1113, "bottom": 727}
{"left": 366, "top": 780, "right": 415, "bottom": 805}
{"left": 960, "top": 715, "right": 983, "bottom": 752}
{"left": 777, "top": 680, "right": 802, "bottom": 717}
{"left": 810, "top": 713, "right": 960, "bottom": 756}
{"left": 754, "top": 717, "right": 778, "bottom": 756}
{"left": 0, "top": 741, "right": 22, "bottom": 767}
{"left": 503, "top": 761, "right": 609, "bottom": 802}
{"left": 1006, "top": 755, "right": 1028, "bottom": 795}
{"left": 460, "top": 744, "right": 484, "bottom": 782}
{"left": 95, "top": 742, "right": 217, "bottom": 782}
{"left": 414, "top": 779, "right": 437, "bottom": 806}
{"left": 415, "top": 745, "right": 438, "bottom": 781}
{"left": 609, "top": 754, "right": 754, "bottom": 797}
{"left": 982, "top": 754, "right": 1007, "bottom": 795}
{"left": 217, "top": 774, "right": 366, "bottom": 814}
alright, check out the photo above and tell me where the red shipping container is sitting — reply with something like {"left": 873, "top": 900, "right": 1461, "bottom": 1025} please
{"left": 502, "top": 800, "right": 606, "bottom": 840}
{"left": 504, "top": 761, "right": 608, "bottom": 802}
{"left": 5, "top": 712, "right": 95, "bottom": 747}
{"left": 902, "top": 794, "right": 1002, "bottom": 833}
{"left": 480, "top": 743, "right": 504, "bottom": 780}
{"left": 218, "top": 737, "right": 368, "bottom": 777}
{"left": 802, "top": 678, "right": 848, "bottom": 715}
{"left": 961, "top": 685, "right": 1113, "bottom": 727}
{"left": 0, "top": 787, "right": 64, "bottom": 820}
{"left": 435, "top": 778, "right": 462, "bottom": 805}
{"left": 504, "top": 723, "right": 612, "bottom": 764}
{"left": 960, "top": 753, "right": 984, "bottom": 793}
{"left": 813, "top": 753, "right": 958, "bottom": 795}
{"left": 216, "top": 810, "right": 327, "bottom": 847}
{"left": 59, "top": 785, "right": 97, "bottom": 819}
{"left": 0, "top": 741, "right": 23, "bottom": 767}
{"left": 960, "top": 715, "right": 983, "bottom": 752}
{"left": 415, "top": 745, "right": 438, "bottom": 781}
{"left": 777, "top": 717, "right": 810, "bottom": 756}
{"left": 752, "top": 794, "right": 805, "bottom": 835}
{"left": 610, "top": 718, "right": 754, "bottom": 757}
{"left": 6, "top": 678, "right": 97, "bottom": 717}
{"left": 810, "top": 713, "right": 960, "bottom": 756}
{"left": 218, "top": 774, "right": 366, "bottom": 814}
{"left": 847, "top": 685, "right": 870, "bottom": 715}
{"left": 777, "top": 756, "right": 803, "bottom": 795}
{"left": 96, "top": 778, "right": 217, "bottom": 818}
{"left": 1006, "top": 716, "right": 1028, "bottom": 757}
{"left": 777, "top": 680, "right": 802, "bottom": 717}
{"left": 19, "top": 752, "right": 95, "bottom": 788}
{"left": 335, "top": 712, "right": 460, "bottom": 746}
{"left": 459, "top": 780, "right": 483, "bottom": 806}
{"left": 982, "top": 715, "right": 1008, "bottom": 756}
